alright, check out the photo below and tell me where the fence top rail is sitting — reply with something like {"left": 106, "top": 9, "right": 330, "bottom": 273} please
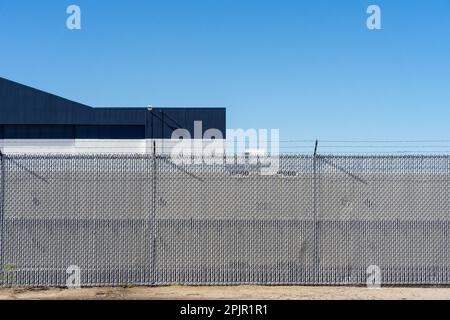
{"left": 1, "top": 153, "right": 155, "bottom": 160}
{"left": 1, "top": 153, "right": 450, "bottom": 160}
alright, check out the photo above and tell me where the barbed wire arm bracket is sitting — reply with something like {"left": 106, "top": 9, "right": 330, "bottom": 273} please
{"left": 313, "top": 140, "right": 318, "bottom": 158}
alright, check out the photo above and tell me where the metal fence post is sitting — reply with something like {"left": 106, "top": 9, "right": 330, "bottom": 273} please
{"left": 313, "top": 141, "right": 320, "bottom": 281}
{"left": 0, "top": 151, "right": 4, "bottom": 283}
{"left": 151, "top": 141, "right": 157, "bottom": 284}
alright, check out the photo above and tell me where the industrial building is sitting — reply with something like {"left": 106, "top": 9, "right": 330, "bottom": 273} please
{"left": 0, "top": 77, "right": 226, "bottom": 153}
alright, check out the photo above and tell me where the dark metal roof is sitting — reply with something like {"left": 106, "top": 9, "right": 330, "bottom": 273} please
{"left": 0, "top": 77, "right": 225, "bottom": 139}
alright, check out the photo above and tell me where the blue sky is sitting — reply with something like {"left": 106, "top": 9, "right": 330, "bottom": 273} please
{"left": 1, "top": 0, "right": 450, "bottom": 146}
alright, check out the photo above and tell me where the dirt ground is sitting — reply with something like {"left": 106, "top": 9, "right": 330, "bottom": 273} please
{"left": 1, "top": 285, "right": 450, "bottom": 300}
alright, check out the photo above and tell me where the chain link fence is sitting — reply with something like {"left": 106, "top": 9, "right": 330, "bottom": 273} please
{"left": 0, "top": 153, "right": 449, "bottom": 286}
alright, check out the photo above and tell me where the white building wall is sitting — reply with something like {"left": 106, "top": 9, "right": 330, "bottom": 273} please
{"left": 0, "top": 139, "right": 227, "bottom": 155}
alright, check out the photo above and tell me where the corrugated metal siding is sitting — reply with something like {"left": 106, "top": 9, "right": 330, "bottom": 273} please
{"left": 3, "top": 125, "right": 74, "bottom": 139}
{"left": 0, "top": 77, "right": 226, "bottom": 139}
{"left": 75, "top": 125, "right": 145, "bottom": 139}
{"left": 147, "top": 108, "right": 226, "bottom": 139}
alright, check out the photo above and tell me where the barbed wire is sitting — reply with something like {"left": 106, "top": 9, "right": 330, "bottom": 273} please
{"left": 2, "top": 139, "right": 450, "bottom": 155}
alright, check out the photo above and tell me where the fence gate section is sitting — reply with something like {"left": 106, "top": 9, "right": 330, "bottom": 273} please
{"left": 0, "top": 155, "right": 155, "bottom": 286}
